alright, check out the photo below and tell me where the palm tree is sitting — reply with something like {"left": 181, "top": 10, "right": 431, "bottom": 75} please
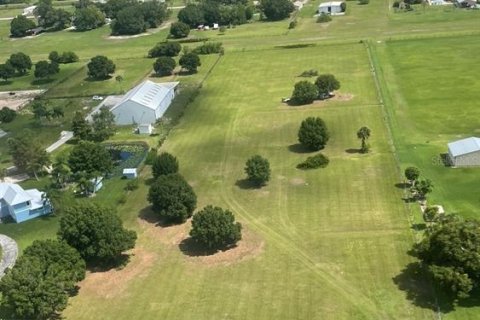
{"left": 357, "top": 126, "right": 371, "bottom": 153}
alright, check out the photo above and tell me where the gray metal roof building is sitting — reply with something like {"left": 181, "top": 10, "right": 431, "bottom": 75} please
{"left": 447, "top": 137, "right": 480, "bottom": 167}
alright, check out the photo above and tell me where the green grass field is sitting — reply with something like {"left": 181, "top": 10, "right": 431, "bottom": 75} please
{"left": 0, "top": 0, "right": 479, "bottom": 318}
{"left": 61, "top": 44, "right": 433, "bottom": 319}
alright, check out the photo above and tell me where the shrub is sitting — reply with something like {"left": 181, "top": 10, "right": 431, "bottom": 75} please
{"left": 316, "top": 12, "right": 332, "bottom": 23}
{"left": 298, "top": 117, "right": 330, "bottom": 151}
{"left": 244, "top": 155, "right": 271, "bottom": 186}
{"left": 315, "top": 74, "right": 340, "bottom": 98}
{"left": 359, "top": 0, "right": 369, "bottom": 4}
{"left": 145, "top": 148, "right": 158, "bottom": 165}
{"left": 0, "top": 107, "right": 16, "bottom": 123}
{"left": 190, "top": 205, "right": 242, "bottom": 250}
{"left": 60, "top": 51, "right": 79, "bottom": 63}
{"left": 297, "top": 153, "right": 329, "bottom": 169}
{"left": 219, "top": 26, "right": 226, "bottom": 33}
{"left": 87, "top": 55, "right": 115, "bottom": 80}
{"left": 192, "top": 42, "right": 223, "bottom": 55}
{"left": 125, "top": 178, "right": 139, "bottom": 191}
{"left": 288, "top": 20, "right": 297, "bottom": 29}
{"left": 299, "top": 69, "right": 318, "bottom": 77}
{"left": 147, "top": 173, "right": 197, "bottom": 223}
{"left": 148, "top": 42, "right": 182, "bottom": 58}
{"left": 170, "top": 21, "right": 190, "bottom": 39}
{"left": 340, "top": 2, "right": 347, "bottom": 11}
{"left": 179, "top": 52, "right": 201, "bottom": 73}
{"left": 153, "top": 56, "right": 176, "bottom": 76}
{"left": 152, "top": 152, "right": 179, "bottom": 178}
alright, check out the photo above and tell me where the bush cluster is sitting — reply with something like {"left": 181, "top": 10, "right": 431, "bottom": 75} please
{"left": 297, "top": 153, "right": 329, "bottom": 169}
{"left": 0, "top": 107, "right": 16, "bottom": 123}
{"left": 317, "top": 13, "right": 332, "bottom": 23}
{"left": 192, "top": 42, "right": 224, "bottom": 55}
{"left": 48, "top": 51, "right": 79, "bottom": 64}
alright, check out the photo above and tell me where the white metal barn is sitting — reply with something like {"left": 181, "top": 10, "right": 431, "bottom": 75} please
{"left": 447, "top": 137, "right": 480, "bottom": 167}
{"left": 111, "top": 80, "right": 179, "bottom": 125}
{"left": 318, "top": 1, "right": 345, "bottom": 15}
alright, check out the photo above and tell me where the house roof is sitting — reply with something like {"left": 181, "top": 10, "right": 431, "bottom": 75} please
{"left": 448, "top": 137, "right": 480, "bottom": 157}
{"left": 0, "top": 183, "right": 38, "bottom": 206}
{"left": 111, "top": 80, "right": 179, "bottom": 112}
{"left": 123, "top": 168, "right": 137, "bottom": 174}
{"left": 319, "top": 1, "right": 344, "bottom": 7}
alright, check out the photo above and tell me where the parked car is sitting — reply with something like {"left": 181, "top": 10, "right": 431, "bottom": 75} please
{"left": 92, "top": 95, "right": 103, "bottom": 101}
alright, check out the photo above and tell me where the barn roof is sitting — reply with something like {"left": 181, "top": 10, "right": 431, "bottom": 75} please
{"left": 112, "top": 80, "right": 179, "bottom": 111}
{"left": 448, "top": 137, "right": 480, "bottom": 157}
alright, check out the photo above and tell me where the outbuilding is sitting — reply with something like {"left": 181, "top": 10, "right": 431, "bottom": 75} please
{"left": 318, "top": 1, "right": 346, "bottom": 15}
{"left": 123, "top": 168, "right": 138, "bottom": 179}
{"left": 138, "top": 123, "right": 153, "bottom": 135}
{"left": 447, "top": 137, "right": 480, "bottom": 167}
{"left": 110, "top": 80, "right": 179, "bottom": 125}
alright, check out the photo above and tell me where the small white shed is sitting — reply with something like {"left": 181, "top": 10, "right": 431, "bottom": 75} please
{"left": 447, "top": 137, "right": 480, "bottom": 167}
{"left": 318, "top": 1, "right": 345, "bottom": 15}
{"left": 138, "top": 123, "right": 153, "bottom": 135}
{"left": 123, "top": 168, "right": 138, "bottom": 179}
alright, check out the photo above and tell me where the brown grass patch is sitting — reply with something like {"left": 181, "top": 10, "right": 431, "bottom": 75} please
{"left": 77, "top": 247, "right": 157, "bottom": 299}
{"left": 138, "top": 215, "right": 264, "bottom": 267}
{"left": 290, "top": 177, "right": 306, "bottom": 185}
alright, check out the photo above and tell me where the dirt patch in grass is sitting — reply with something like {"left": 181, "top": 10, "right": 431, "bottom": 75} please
{"left": 138, "top": 215, "right": 264, "bottom": 267}
{"left": 290, "top": 177, "right": 306, "bottom": 185}
{"left": 77, "top": 247, "right": 157, "bottom": 299}
{"left": 312, "top": 93, "right": 354, "bottom": 104}
{"left": 0, "top": 90, "right": 45, "bottom": 110}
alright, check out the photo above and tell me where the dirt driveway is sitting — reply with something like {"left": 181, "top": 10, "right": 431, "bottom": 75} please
{"left": 0, "top": 90, "right": 45, "bottom": 110}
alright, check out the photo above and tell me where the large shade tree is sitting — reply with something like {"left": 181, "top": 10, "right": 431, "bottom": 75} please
{"left": 10, "top": 15, "right": 36, "bottom": 37}
{"left": 260, "top": 0, "right": 294, "bottom": 20}
{"left": 148, "top": 173, "right": 197, "bottom": 223}
{"left": 190, "top": 205, "right": 242, "bottom": 250}
{"left": 152, "top": 152, "right": 179, "bottom": 178}
{"left": 244, "top": 155, "right": 271, "bottom": 187}
{"left": 58, "top": 203, "right": 137, "bottom": 265}
{"left": 67, "top": 141, "right": 113, "bottom": 178}
{"left": 298, "top": 117, "right": 330, "bottom": 151}
{"left": 7, "top": 130, "right": 50, "bottom": 179}
{"left": 87, "top": 55, "right": 116, "bottom": 80}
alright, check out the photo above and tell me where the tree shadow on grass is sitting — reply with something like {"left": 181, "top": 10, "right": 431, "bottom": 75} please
{"left": 31, "top": 78, "right": 55, "bottom": 86}
{"left": 235, "top": 178, "right": 261, "bottom": 190}
{"left": 411, "top": 223, "right": 427, "bottom": 231}
{"left": 0, "top": 80, "right": 13, "bottom": 86}
{"left": 288, "top": 143, "right": 312, "bottom": 154}
{"left": 179, "top": 237, "right": 237, "bottom": 257}
{"left": 395, "top": 182, "right": 410, "bottom": 189}
{"left": 345, "top": 148, "right": 362, "bottom": 154}
{"left": 393, "top": 262, "right": 455, "bottom": 313}
{"left": 138, "top": 205, "right": 178, "bottom": 228}
{"left": 84, "top": 75, "right": 112, "bottom": 82}
{"left": 88, "top": 253, "right": 131, "bottom": 272}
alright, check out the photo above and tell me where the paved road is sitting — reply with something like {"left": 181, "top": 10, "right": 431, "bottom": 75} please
{"left": 45, "top": 131, "right": 73, "bottom": 153}
{"left": 0, "top": 235, "right": 18, "bottom": 277}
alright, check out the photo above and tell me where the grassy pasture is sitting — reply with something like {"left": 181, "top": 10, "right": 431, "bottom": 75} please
{"left": 373, "top": 35, "right": 480, "bottom": 220}
{"left": 61, "top": 44, "right": 432, "bottom": 319}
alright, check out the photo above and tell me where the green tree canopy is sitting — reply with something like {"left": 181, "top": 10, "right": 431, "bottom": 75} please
{"left": 153, "top": 56, "right": 176, "bottom": 76}
{"left": 170, "top": 21, "right": 190, "bottom": 38}
{"left": 7, "top": 130, "right": 50, "bottom": 179}
{"left": 7, "top": 52, "right": 32, "bottom": 75}
{"left": 291, "top": 80, "right": 318, "bottom": 105}
{"left": 411, "top": 179, "right": 433, "bottom": 200}
{"left": 58, "top": 203, "right": 137, "bottom": 265}
{"left": 10, "top": 15, "right": 36, "bottom": 37}
{"left": 177, "top": 4, "right": 205, "bottom": 28}
{"left": 139, "top": 0, "right": 168, "bottom": 28}
{"left": 0, "top": 107, "right": 16, "bottom": 123}
{"left": 298, "top": 117, "right": 330, "bottom": 151}
{"left": 91, "top": 107, "right": 116, "bottom": 142}
{"left": 87, "top": 55, "right": 116, "bottom": 80}
{"left": 67, "top": 140, "right": 113, "bottom": 177}
{"left": 404, "top": 166, "right": 420, "bottom": 184}
{"left": 244, "top": 155, "right": 271, "bottom": 186}
{"left": 0, "top": 63, "right": 15, "bottom": 82}
{"left": 179, "top": 52, "right": 201, "bottom": 73}
{"left": 148, "top": 173, "right": 197, "bottom": 223}
{"left": 71, "top": 111, "right": 92, "bottom": 140}
{"left": 356, "top": 126, "right": 371, "bottom": 153}
{"left": 260, "top": 0, "right": 294, "bottom": 21}
{"left": 314, "top": 74, "right": 340, "bottom": 98}
{"left": 34, "top": 60, "right": 59, "bottom": 79}
{"left": 148, "top": 42, "right": 182, "bottom": 58}
{"left": 413, "top": 217, "right": 480, "bottom": 299}
{"left": 73, "top": 6, "right": 106, "bottom": 31}
{"left": 0, "top": 239, "right": 86, "bottom": 320}
{"left": 111, "top": 7, "right": 146, "bottom": 35}
{"left": 190, "top": 205, "right": 242, "bottom": 250}
{"left": 152, "top": 152, "right": 179, "bottom": 178}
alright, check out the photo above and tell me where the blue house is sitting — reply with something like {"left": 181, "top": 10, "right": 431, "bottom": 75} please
{"left": 0, "top": 183, "right": 52, "bottom": 223}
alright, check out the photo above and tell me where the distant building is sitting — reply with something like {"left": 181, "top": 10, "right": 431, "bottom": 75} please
{"left": 123, "top": 168, "right": 138, "bottom": 179}
{"left": 110, "top": 80, "right": 179, "bottom": 125}
{"left": 89, "top": 177, "right": 103, "bottom": 193}
{"left": 447, "top": 137, "right": 480, "bottom": 167}
{"left": 0, "top": 183, "right": 52, "bottom": 223}
{"left": 22, "top": 5, "right": 36, "bottom": 16}
{"left": 318, "top": 1, "right": 346, "bottom": 15}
